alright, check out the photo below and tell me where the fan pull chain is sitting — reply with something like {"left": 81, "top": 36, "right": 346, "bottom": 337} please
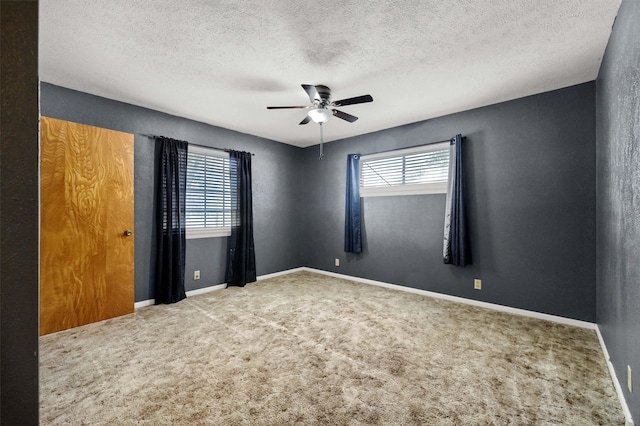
{"left": 319, "top": 123, "right": 324, "bottom": 160}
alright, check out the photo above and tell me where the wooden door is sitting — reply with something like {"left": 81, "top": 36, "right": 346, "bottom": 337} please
{"left": 40, "top": 117, "right": 134, "bottom": 335}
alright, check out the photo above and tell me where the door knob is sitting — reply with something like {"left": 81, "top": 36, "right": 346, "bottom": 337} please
{"left": 123, "top": 230, "right": 133, "bottom": 236}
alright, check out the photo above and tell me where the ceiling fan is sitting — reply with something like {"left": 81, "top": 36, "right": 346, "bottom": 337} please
{"left": 266, "top": 84, "right": 373, "bottom": 125}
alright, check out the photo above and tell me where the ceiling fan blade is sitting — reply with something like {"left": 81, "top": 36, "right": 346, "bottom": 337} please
{"left": 332, "top": 109, "right": 359, "bottom": 123}
{"left": 299, "top": 115, "right": 311, "bottom": 125}
{"left": 332, "top": 94, "right": 373, "bottom": 107}
{"left": 301, "top": 84, "right": 321, "bottom": 103}
{"left": 266, "top": 106, "right": 308, "bottom": 109}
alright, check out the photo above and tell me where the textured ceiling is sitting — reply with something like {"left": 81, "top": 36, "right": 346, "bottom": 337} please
{"left": 39, "top": 1, "right": 620, "bottom": 147}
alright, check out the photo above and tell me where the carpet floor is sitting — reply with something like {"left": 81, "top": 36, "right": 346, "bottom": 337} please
{"left": 40, "top": 271, "right": 624, "bottom": 425}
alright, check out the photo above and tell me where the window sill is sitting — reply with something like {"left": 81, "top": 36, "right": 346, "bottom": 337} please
{"left": 360, "top": 182, "right": 448, "bottom": 197}
{"left": 186, "top": 228, "right": 231, "bottom": 239}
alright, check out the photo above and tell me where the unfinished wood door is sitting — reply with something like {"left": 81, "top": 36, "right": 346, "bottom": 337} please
{"left": 40, "top": 117, "right": 134, "bottom": 335}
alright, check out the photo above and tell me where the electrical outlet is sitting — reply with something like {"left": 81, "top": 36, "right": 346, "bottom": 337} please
{"left": 474, "top": 279, "right": 482, "bottom": 290}
{"left": 628, "top": 365, "right": 632, "bottom": 393}
{"left": 194, "top": 270, "right": 200, "bottom": 280}
{"left": 335, "top": 258, "right": 340, "bottom": 267}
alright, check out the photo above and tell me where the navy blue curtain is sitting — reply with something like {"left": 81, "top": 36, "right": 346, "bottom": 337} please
{"left": 344, "top": 154, "right": 362, "bottom": 253}
{"left": 225, "top": 151, "right": 256, "bottom": 286}
{"left": 443, "top": 134, "right": 472, "bottom": 266}
{"left": 155, "top": 137, "right": 188, "bottom": 304}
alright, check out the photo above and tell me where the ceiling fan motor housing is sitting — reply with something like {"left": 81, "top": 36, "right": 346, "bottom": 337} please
{"left": 315, "top": 85, "right": 332, "bottom": 105}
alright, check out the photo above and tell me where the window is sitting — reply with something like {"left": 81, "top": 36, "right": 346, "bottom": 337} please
{"left": 185, "top": 145, "right": 231, "bottom": 238}
{"left": 360, "top": 142, "right": 450, "bottom": 197}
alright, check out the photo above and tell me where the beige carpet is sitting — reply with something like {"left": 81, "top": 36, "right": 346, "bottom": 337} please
{"left": 40, "top": 271, "right": 624, "bottom": 425}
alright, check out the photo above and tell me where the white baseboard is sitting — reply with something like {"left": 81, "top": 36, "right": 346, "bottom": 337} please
{"left": 596, "top": 326, "right": 635, "bottom": 426}
{"left": 187, "top": 283, "right": 227, "bottom": 297}
{"left": 301, "top": 267, "right": 595, "bottom": 329}
{"left": 134, "top": 299, "right": 155, "bottom": 309}
{"left": 257, "top": 267, "right": 307, "bottom": 281}
{"left": 134, "top": 268, "right": 307, "bottom": 309}
{"left": 138, "top": 267, "right": 597, "bottom": 331}
{"left": 134, "top": 283, "right": 227, "bottom": 309}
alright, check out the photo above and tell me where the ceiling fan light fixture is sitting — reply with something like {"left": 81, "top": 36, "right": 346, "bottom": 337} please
{"left": 308, "top": 107, "right": 332, "bottom": 124}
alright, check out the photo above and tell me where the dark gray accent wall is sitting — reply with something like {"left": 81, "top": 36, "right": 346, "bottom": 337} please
{"left": 596, "top": 0, "right": 639, "bottom": 421}
{"left": 40, "top": 83, "right": 304, "bottom": 301}
{"left": 0, "top": 1, "right": 40, "bottom": 424}
{"left": 301, "top": 83, "right": 597, "bottom": 321}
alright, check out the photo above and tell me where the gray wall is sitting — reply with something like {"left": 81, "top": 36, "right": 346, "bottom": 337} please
{"left": 596, "top": 0, "right": 639, "bottom": 421}
{"left": 40, "top": 83, "right": 305, "bottom": 302}
{"left": 0, "top": 1, "right": 40, "bottom": 424}
{"left": 41, "top": 83, "right": 599, "bottom": 321}
{"left": 301, "top": 83, "right": 597, "bottom": 322}
{"left": 41, "top": 81, "right": 601, "bottom": 322}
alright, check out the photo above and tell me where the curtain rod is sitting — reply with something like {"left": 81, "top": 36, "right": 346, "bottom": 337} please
{"left": 358, "top": 136, "right": 466, "bottom": 157}
{"left": 141, "top": 134, "right": 254, "bottom": 156}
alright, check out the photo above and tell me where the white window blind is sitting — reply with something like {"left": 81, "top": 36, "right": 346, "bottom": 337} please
{"left": 360, "top": 142, "right": 450, "bottom": 197}
{"left": 185, "top": 145, "right": 231, "bottom": 238}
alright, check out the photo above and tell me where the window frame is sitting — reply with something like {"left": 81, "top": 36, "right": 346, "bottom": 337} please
{"left": 185, "top": 145, "right": 232, "bottom": 239}
{"left": 359, "top": 142, "right": 450, "bottom": 197}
